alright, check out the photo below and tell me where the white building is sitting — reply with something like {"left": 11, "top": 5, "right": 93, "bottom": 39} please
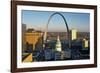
{"left": 71, "top": 29, "right": 77, "bottom": 40}
{"left": 55, "top": 35, "right": 62, "bottom": 52}
{"left": 83, "top": 38, "right": 89, "bottom": 48}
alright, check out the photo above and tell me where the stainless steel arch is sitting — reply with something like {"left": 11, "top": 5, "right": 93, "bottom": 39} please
{"left": 44, "top": 12, "right": 71, "bottom": 48}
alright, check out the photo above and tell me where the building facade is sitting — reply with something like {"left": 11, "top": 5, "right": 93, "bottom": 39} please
{"left": 25, "top": 30, "right": 43, "bottom": 51}
{"left": 22, "top": 24, "right": 26, "bottom": 51}
{"left": 71, "top": 29, "right": 77, "bottom": 40}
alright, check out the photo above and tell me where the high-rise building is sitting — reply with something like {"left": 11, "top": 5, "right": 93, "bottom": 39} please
{"left": 71, "top": 29, "right": 77, "bottom": 40}
{"left": 55, "top": 35, "right": 62, "bottom": 52}
{"left": 44, "top": 48, "right": 53, "bottom": 60}
{"left": 22, "top": 24, "right": 26, "bottom": 51}
{"left": 83, "top": 38, "right": 89, "bottom": 48}
{"left": 25, "top": 29, "right": 43, "bottom": 51}
{"left": 54, "top": 51, "right": 61, "bottom": 60}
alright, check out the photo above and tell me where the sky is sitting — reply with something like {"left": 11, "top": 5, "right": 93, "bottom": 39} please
{"left": 22, "top": 10, "right": 90, "bottom": 32}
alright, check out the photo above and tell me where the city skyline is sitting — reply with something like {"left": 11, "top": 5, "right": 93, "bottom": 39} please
{"left": 22, "top": 10, "right": 90, "bottom": 32}
{"left": 22, "top": 11, "right": 90, "bottom": 62}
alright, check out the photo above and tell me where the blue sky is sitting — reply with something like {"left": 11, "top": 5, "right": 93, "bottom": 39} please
{"left": 22, "top": 10, "right": 90, "bottom": 32}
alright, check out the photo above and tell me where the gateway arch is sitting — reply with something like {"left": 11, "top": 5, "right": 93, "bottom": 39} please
{"left": 44, "top": 12, "right": 71, "bottom": 48}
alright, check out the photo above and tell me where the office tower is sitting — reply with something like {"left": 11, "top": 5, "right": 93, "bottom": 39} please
{"left": 26, "top": 29, "right": 43, "bottom": 51}
{"left": 83, "top": 38, "right": 89, "bottom": 48}
{"left": 54, "top": 51, "right": 61, "bottom": 60}
{"left": 71, "top": 29, "right": 77, "bottom": 40}
{"left": 22, "top": 24, "right": 26, "bottom": 51}
{"left": 44, "top": 48, "right": 52, "bottom": 60}
{"left": 55, "top": 35, "right": 62, "bottom": 52}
